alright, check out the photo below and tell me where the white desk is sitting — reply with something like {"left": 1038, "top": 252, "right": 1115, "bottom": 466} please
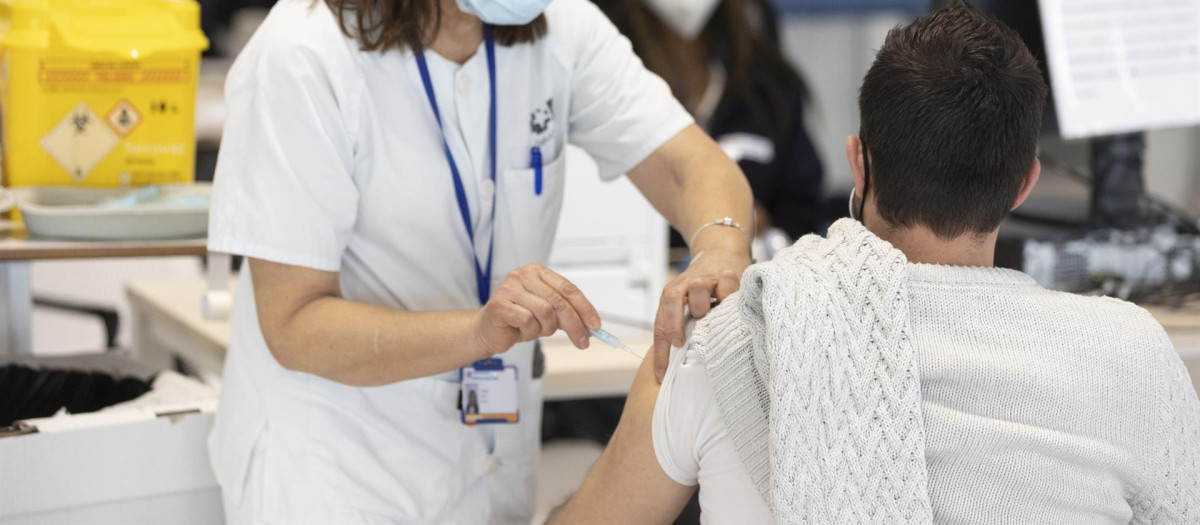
{"left": 126, "top": 277, "right": 646, "bottom": 400}
{"left": 0, "top": 221, "right": 206, "bottom": 357}
{"left": 128, "top": 275, "right": 1200, "bottom": 398}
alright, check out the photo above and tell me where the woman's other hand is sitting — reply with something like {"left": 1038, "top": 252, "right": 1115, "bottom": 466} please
{"left": 652, "top": 245, "right": 750, "bottom": 382}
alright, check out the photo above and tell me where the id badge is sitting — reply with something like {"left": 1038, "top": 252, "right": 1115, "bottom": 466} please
{"left": 460, "top": 358, "right": 519, "bottom": 426}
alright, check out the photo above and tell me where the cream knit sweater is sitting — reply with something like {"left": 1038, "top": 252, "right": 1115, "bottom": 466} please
{"left": 693, "top": 219, "right": 1200, "bottom": 524}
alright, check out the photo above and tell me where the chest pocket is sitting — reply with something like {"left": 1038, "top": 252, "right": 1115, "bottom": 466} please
{"left": 498, "top": 150, "right": 567, "bottom": 264}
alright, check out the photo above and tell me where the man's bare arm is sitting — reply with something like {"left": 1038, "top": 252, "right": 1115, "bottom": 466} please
{"left": 548, "top": 353, "right": 696, "bottom": 524}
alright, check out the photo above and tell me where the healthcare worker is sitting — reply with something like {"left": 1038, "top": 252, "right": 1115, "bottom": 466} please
{"left": 205, "top": 0, "right": 756, "bottom": 522}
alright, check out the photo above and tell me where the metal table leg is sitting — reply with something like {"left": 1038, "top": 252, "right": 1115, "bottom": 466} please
{"left": 0, "top": 261, "right": 33, "bottom": 356}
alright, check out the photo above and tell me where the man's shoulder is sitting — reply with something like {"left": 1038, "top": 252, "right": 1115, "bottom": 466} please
{"left": 1035, "top": 288, "right": 1168, "bottom": 351}
{"left": 658, "top": 324, "right": 719, "bottom": 422}
{"left": 990, "top": 286, "right": 1177, "bottom": 386}
{"left": 652, "top": 328, "right": 723, "bottom": 486}
{"left": 662, "top": 321, "right": 721, "bottom": 411}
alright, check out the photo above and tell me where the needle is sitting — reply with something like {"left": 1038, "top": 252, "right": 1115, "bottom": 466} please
{"left": 588, "top": 328, "right": 643, "bottom": 359}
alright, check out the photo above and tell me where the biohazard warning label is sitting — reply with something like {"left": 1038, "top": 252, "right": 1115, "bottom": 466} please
{"left": 39, "top": 102, "right": 120, "bottom": 182}
{"left": 105, "top": 100, "right": 142, "bottom": 137}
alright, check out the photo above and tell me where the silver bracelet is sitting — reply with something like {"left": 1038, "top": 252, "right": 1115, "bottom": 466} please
{"left": 688, "top": 217, "right": 750, "bottom": 248}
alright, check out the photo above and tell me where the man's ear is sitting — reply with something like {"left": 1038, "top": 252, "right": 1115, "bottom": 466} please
{"left": 1011, "top": 158, "right": 1042, "bottom": 211}
{"left": 845, "top": 136, "right": 866, "bottom": 198}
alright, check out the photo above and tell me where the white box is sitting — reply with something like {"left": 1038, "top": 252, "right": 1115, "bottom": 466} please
{"left": 0, "top": 357, "right": 222, "bottom": 524}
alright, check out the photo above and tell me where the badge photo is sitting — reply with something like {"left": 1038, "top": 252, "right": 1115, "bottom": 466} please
{"left": 460, "top": 358, "right": 520, "bottom": 425}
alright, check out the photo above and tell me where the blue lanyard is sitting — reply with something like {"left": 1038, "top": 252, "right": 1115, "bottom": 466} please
{"left": 415, "top": 27, "right": 498, "bottom": 306}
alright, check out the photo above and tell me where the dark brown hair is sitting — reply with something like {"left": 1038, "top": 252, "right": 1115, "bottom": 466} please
{"left": 600, "top": 0, "right": 806, "bottom": 128}
{"left": 859, "top": 0, "right": 1047, "bottom": 238}
{"left": 324, "top": 0, "right": 547, "bottom": 51}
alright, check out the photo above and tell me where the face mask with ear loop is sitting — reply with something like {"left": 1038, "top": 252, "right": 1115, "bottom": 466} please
{"left": 456, "top": 0, "right": 552, "bottom": 25}
{"left": 848, "top": 137, "right": 871, "bottom": 222}
{"left": 641, "top": 0, "right": 722, "bottom": 40}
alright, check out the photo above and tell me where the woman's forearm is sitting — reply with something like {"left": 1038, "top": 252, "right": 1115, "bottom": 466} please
{"left": 628, "top": 125, "right": 754, "bottom": 256}
{"left": 627, "top": 125, "right": 756, "bottom": 380}
{"left": 676, "top": 159, "right": 755, "bottom": 257}
{"left": 250, "top": 258, "right": 488, "bottom": 387}
{"left": 251, "top": 257, "right": 603, "bottom": 387}
{"left": 271, "top": 296, "right": 485, "bottom": 386}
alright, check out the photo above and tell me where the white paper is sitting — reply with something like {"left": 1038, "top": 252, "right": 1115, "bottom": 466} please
{"left": 17, "top": 371, "right": 218, "bottom": 433}
{"left": 21, "top": 407, "right": 152, "bottom": 433}
{"left": 104, "top": 370, "right": 219, "bottom": 412}
{"left": 1040, "top": 0, "right": 1200, "bottom": 138}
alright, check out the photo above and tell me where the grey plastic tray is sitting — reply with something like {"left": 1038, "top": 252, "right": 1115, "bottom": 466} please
{"left": 11, "top": 184, "right": 210, "bottom": 241}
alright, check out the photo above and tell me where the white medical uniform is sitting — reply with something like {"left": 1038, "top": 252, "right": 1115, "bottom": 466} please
{"left": 205, "top": 0, "right": 692, "bottom": 522}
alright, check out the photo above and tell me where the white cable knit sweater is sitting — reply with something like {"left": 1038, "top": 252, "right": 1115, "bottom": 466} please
{"left": 691, "top": 219, "right": 1200, "bottom": 524}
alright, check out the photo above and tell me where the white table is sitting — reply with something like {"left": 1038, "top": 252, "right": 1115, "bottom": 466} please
{"left": 127, "top": 276, "right": 647, "bottom": 399}
{"left": 0, "top": 220, "right": 206, "bottom": 357}
{"left": 127, "top": 275, "right": 1200, "bottom": 398}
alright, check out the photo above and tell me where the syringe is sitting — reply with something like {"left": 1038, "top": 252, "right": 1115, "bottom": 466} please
{"left": 588, "top": 328, "right": 643, "bottom": 359}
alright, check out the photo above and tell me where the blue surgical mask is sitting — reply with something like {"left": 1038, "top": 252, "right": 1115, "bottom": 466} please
{"left": 456, "top": 0, "right": 551, "bottom": 25}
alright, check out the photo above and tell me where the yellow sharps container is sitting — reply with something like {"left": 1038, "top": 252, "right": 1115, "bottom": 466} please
{"left": 0, "top": 0, "right": 209, "bottom": 188}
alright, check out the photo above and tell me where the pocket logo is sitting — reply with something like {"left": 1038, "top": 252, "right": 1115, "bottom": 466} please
{"left": 529, "top": 98, "right": 556, "bottom": 147}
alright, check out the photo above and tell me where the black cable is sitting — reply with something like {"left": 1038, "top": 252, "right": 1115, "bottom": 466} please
{"left": 859, "top": 137, "right": 871, "bottom": 221}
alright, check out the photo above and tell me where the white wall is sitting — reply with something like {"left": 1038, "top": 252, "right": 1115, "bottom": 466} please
{"left": 779, "top": 13, "right": 914, "bottom": 196}
{"left": 31, "top": 258, "right": 202, "bottom": 355}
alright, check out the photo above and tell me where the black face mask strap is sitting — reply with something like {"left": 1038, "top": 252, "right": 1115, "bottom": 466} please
{"left": 859, "top": 137, "right": 871, "bottom": 222}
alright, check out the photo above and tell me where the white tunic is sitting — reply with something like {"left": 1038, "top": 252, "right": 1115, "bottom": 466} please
{"left": 206, "top": 0, "right": 691, "bottom": 521}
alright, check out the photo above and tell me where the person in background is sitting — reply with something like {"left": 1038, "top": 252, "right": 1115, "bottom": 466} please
{"left": 597, "top": 0, "right": 825, "bottom": 259}
{"left": 549, "top": 2, "right": 1200, "bottom": 523}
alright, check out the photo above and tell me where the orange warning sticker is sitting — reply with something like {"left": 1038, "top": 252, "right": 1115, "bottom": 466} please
{"left": 105, "top": 100, "right": 142, "bottom": 137}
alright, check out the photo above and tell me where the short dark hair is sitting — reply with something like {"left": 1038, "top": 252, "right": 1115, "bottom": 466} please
{"left": 859, "top": 0, "right": 1048, "bottom": 238}
{"left": 324, "top": 0, "right": 546, "bottom": 52}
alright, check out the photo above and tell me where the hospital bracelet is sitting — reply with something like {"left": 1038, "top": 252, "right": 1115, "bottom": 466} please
{"left": 688, "top": 217, "right": 751, "bottom": 250}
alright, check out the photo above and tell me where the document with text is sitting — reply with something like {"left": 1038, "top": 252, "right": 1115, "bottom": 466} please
{"left": 1040, "top": 0, "right": 1200, "bottom": 138}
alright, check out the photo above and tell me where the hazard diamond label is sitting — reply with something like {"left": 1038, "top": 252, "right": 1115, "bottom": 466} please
{"left": 106, "top": 100, "right": 142, "bottom": 137}
{"left": 40, "top": 102, "right": 120, "bottom": 182}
